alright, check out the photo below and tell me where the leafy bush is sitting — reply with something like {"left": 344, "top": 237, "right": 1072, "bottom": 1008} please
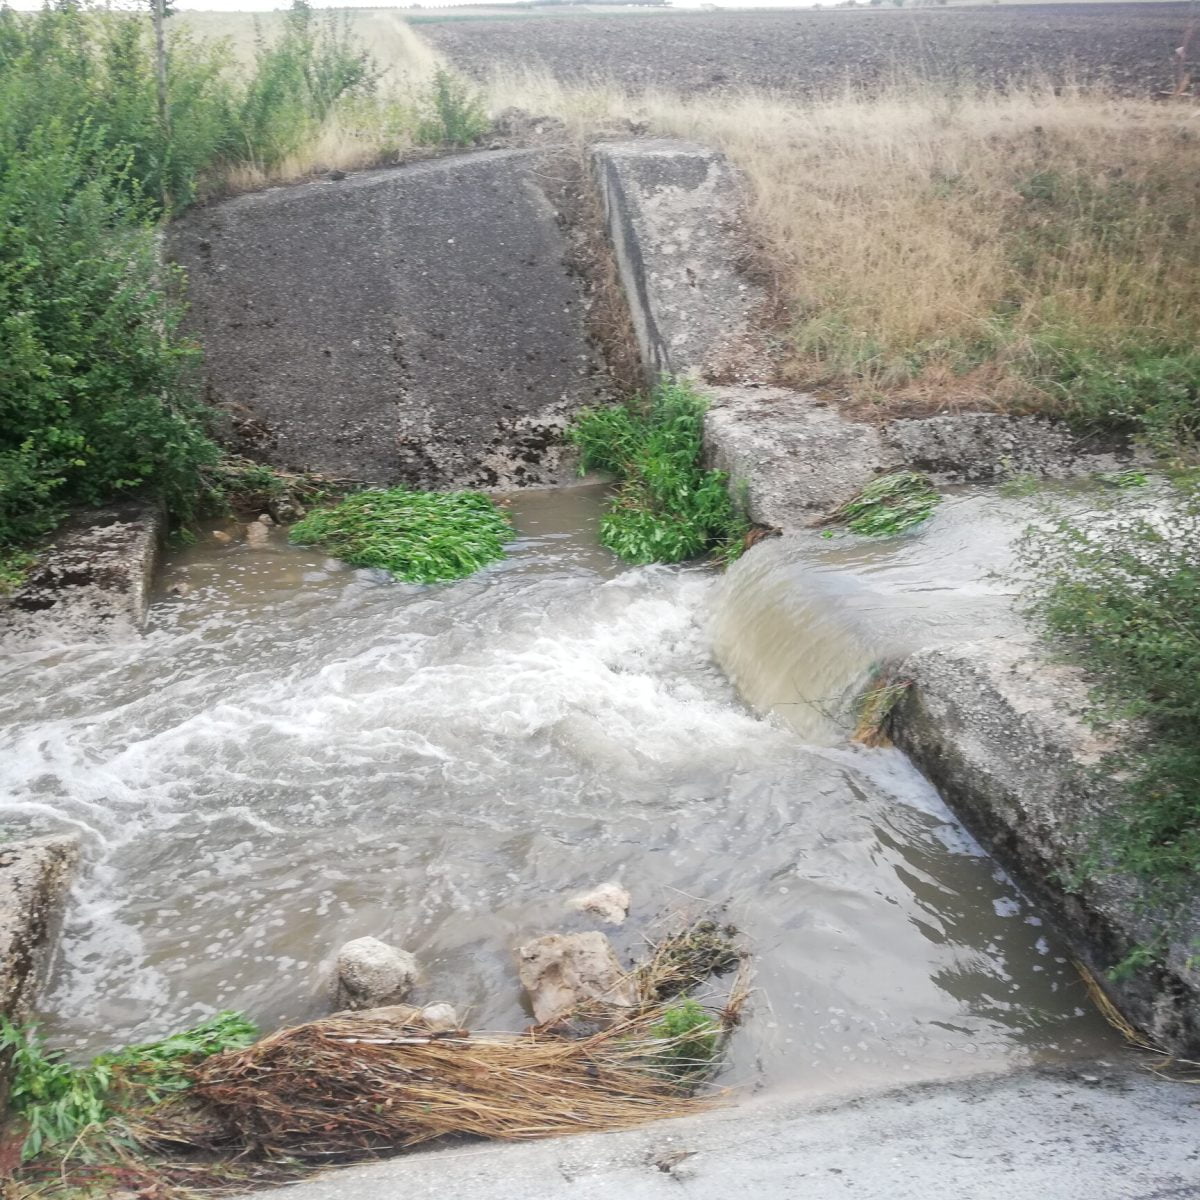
{"left": 236, "top": 0, "right": 374, "bottom": 172}
{"left": 415, "top": 67, "right": 488, "bottom": 147}
{"left": 827, "top": 470, "right": 941, "bottom": 537}
{"left": 569, "top": 379, "right": 748, "bottom": 564}
{"left": 0, "top": 121, "right": 219, "bottom": 548}
{"left": 289, "top": 487, "right": 513, "bottom": 583}
{"left": 0, "top": 1011, "right": 257, "bottom": 1160}
{"left": 1020, "top": 487, "right": 1200, "bottom": 908}
{"left": 1020, "top": 337, "right": 1200, "bottom": 462}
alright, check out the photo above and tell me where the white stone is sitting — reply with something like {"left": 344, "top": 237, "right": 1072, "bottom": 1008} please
{"left": 335, "top": 936, "right": 418, "bottom": 1011}
{"left": 567, "top": 881, "right": 631, "bottom": 926}
{"left": 419, "top": 1003, "right": 460, "bottom": 1033}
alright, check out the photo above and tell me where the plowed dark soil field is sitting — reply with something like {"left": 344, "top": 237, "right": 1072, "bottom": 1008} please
{"left": 425, "top": 3, "right": 1194, "bottom": 96}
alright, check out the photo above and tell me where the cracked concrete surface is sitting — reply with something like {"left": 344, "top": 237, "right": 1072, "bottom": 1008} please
{"left": 236, "top": 1064, "right": 1200, "bottom": 1199}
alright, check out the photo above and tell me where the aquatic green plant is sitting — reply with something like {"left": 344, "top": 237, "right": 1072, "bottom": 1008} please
{"left": 569, "top": 378, "right": 748, "bottom": 564}
{"left": 649, "top": 998, "right": 720, "bottom": 1079}
{"left": 0, "top": 1010, "right": 258, "bottom": 1160}
{"left": 289, "top": 487, "right": 513, "bottom": 583}
{"left": 830, "top": 470, "right": 941, "bottom": 537}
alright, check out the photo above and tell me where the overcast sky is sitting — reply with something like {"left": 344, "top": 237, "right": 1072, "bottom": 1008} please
{"left": 2, "top": 0, "right": 820, "bottom": 11}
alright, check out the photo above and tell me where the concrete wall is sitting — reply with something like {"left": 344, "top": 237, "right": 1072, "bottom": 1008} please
{"left": 704, "top": 385, "right": 1144, "bottom": 529}
{"left": 171, "top": 150, "right": 610, "bottom": 489}
{"left": 0, "top": 835, "right": 78, "bottom": 1108}
{"left": 591, "top": 140, "right": 767, "bottom": 385}
{"left": 0, "top": 501, "right": 165, "bottom": 645}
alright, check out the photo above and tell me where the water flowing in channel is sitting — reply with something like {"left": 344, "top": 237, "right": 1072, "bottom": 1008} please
{"left": 0, "top": 486, "right": 1111, "bottom": 1094}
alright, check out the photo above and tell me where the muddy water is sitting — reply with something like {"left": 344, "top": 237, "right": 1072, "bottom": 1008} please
{"left": 713, "top": 490, "right": 1041, "bottom": 742}
{"left": 0, "top": 486, "right": 1112, "bottom": 1092}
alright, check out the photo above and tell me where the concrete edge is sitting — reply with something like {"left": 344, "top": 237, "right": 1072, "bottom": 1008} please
{"left": 0, "top": 834, "right": 80, "bottom": 1110}
{"left": 226, "top": 1061, "right": 1200, "bottom": 1200}
{"left": 0, "top": 499, "right": 166, "bottom": 644}
{"left": 889, "top": 641, "right": 1200, "bottom": 1055}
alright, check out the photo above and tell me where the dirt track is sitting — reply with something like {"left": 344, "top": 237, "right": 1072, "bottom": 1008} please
{"left": 426, "top": 3, "right": 1195, "bottom": 95}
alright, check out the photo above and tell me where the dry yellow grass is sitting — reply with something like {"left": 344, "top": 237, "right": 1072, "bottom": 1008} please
{"left": 486, "top": 66, "right": 1200, "bottom": 409}
{"left": 175, "top": 8, "right": 445, "bottom": 84}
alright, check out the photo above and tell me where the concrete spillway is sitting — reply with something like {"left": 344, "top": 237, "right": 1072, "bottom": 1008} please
{"left": 171, "top": 149, "right": 608, "bottom": 488}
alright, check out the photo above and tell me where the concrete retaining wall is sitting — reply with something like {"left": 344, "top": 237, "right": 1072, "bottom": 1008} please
{"left": 704, "top": 385, "right": 1143, "bottom": 528}
{"left": 171, "top": 149, "right": 610, "bottom": 489}
{"left": 0, "top": 501, "right": 165, "bottom": 644}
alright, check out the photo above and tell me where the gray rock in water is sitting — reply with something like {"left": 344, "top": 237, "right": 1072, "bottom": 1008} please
{"left": 335, "top": 936, "right": 419, "bottom": 1011}
{"left": 244, "top": 520, "right": 272, "bottom": 549}
{"left": 517, "top": 931, "right": 636, "bottom": 1025}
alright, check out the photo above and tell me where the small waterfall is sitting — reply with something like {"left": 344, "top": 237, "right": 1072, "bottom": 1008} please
{"left": 711, "top": 537, "right": 895, "bottom": 743}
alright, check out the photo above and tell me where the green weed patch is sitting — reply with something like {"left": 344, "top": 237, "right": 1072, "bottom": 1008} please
{"left": 569, "top": 379, "right": 748, "bottom": 564}
{"left": 289, "top": 487, "right": 513, "bottom": 583}
{"left": 0, "top": 1011, "right": 257, "bottom": 1161}
{"left": 827, "top": 470, "right": 941, "bottom": 537}
{"left": 1020, "top": 486, "right": 1200, "bottom": 923}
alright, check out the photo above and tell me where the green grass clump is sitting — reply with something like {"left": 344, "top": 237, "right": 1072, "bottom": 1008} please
{"left": 289, "top": 487, "right": 513, "bottom": 583}
{"left": 0, "top": 1011, "right": 257, "bottom": 1160}
{"left": 569, "top": 378, "right": 748, "bottom": 565}
{"left": 829, "top": 470, "right": 941, "bottom": 537}
{"left": 1020, "top": 486, "right": 1200, "bottom": 921}
{"left": 649, "top": 998, "right": 720, "bottom": 1080}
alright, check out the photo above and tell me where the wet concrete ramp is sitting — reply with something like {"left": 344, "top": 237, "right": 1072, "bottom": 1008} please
{"left": 171, "top": 150, "right": 606, "bottom": 488}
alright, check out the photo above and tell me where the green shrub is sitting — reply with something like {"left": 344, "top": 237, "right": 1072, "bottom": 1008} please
{"left": 0, "top": 121, "right": 220, "bottom": 548}
{"left": 1019, "top": 486, "right": 1200, "bottom": 909}
{"left": 0, "top": 1, "right": 376, "bottom": 558}
{"left": 236, "top": 0, "right": 373, "bottom": 171}
{"left": 415, "top": 67, "right": 488, "bottom": 147}
{"left": 827, "top": 470, "right": 941, "bottom": 537}
{"left": 569, "top": 379, "right": 748, "bottom": 564}
{"left": 0, "top": 1011, "right": 257, "bottom": 1161}
{"left": 1020, "top": 337, "right": 1200, "bottom": 462}
{"left": 290, "top": 487, "right": 513, "bottom": 583}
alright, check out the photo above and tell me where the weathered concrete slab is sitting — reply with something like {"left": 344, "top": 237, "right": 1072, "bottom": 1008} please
{"left": 891, "top": 640, "right": 1200, "bottom": 1055}
{"left": 591, "top": 140, "right": 767, "bottom": 385}
{"left": 703, "top": 386, "right": 888, "bottom": 526}
{"left": 0, "top": 501, "right": 164, "bottom": 643}
{"left": 704, "top": 385, "right": 1145, "bottom": 528}
{"left": 171, "top": 150, "right": 609, "bottom": 488}
{"left": 237, "top": 1064, "right": 1199, "bottom": 1200}
{"left": 0, "top": 835, "right": 78, "bottom": 1106}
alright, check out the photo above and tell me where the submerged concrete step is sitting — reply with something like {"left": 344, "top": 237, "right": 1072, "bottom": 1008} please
{"left": 171, "top": 150, "right": 609, "bottom": 489}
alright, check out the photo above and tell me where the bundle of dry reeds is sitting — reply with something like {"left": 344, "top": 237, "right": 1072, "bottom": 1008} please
{"left": 180, "top": 1009, "right": 709, "bottom": 1159}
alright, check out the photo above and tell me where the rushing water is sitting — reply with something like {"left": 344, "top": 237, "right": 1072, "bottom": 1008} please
{"left": 0, "top": 485, "right": 1112, "bottom": 1093}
